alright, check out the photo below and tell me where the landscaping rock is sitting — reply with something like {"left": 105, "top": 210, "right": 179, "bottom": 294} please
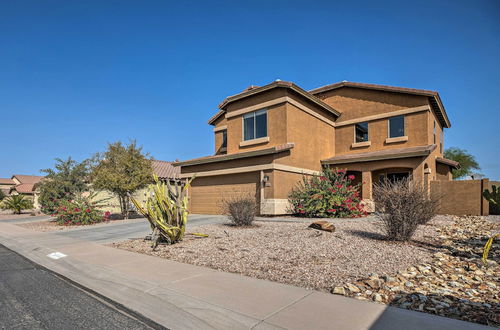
{"left": 331, "top": 215, "right": 500, "bottom": 327}
{"left": 332, "top": 286, "right": 346, "bottom": 295}
{"left": 308, "top": 220, "right": 335, "bottom": 233}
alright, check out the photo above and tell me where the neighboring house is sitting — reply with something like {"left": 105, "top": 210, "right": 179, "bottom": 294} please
{"left": 0, "top": 178, "right": 15, "bottom": 197}
{"left": 95, "top": 160, "right": 181, "bottom": 213}
{"left": 175, "top": 80, "right": 459, "bottom": 215}
{"left": 9, "top": 175, "right": 44, "bottom": 198}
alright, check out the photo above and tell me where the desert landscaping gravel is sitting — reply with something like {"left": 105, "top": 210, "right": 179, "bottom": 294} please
{"left": 113, "top": 216, "right": 451, "bottom": 290}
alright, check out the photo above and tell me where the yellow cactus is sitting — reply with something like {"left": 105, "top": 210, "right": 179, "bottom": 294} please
{"left": 131, "top": 175, "right": 205, "bottom": 248}
{"left": 482, "top": 233, "right": 499, "bottom": 264}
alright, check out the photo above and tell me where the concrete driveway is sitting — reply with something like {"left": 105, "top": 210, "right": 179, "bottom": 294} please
{"left": 52, "top": 214, "right": 226, "bottom": 244}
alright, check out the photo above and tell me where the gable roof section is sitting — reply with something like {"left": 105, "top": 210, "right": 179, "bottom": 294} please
{"left": 321, "top": 144, "right": 437, "bottom": 165}
{"left": 11, "top": 183, "right": 36, "bottom": 194}
{"left": 309, "top": 81, "right": 451, "bottom": 128}
{"left": 174, "top": 143, "right": 295, "bottom": 167}
{"left": 0, "top": 178, "right": 14, "bottom": 185}
{"left": 11, "top": 175, "right": 44, "bottom": 184}
{"left": 152, "top": 160, "right": 181, "bottom": 180}
{"left": 208, "top": 81, "right": 341, "bottom": 125}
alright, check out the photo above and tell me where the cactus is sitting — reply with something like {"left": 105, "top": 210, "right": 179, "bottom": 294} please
{"left": 483, "top": 185, "right": 499, "bottom": 207}
{"left": 131, "top": 175, "right": 206, "bottom": 249}
{"left": 482, "top": 234, "right": 499, "bottom": 264}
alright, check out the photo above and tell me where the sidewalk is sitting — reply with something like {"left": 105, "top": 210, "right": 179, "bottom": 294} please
{"left": 0, "top": 222, "right": 491, "bottom": 330}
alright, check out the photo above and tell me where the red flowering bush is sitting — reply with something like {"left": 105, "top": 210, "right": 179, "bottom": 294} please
{"left": 53, "top": 192, "right": 110, "bottom": 226}
{"left": 288, "top": 168, "right": 367, "bottom": 218}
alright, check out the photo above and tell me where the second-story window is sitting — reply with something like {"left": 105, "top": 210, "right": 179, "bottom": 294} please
{"left": 389, "top": 115, "right": 405, "bottom": 138}
{"left": 243, "top": 109, "right": 267, "bottom": 141}
{"left": 433, "top": 120, "right": 437, "bottom": 144}
{"left": 355, "top": 122, "right": 369, "bottom": 142}
{"left": 221, "top": 130, "right": 227, "bottom": 148}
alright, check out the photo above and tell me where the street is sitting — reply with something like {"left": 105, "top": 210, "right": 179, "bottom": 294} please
{"left": 0, "top": 244, "right": 161, "bottom": 330}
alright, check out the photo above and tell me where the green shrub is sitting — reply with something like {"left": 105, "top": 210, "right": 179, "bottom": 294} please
{"left": 37, "top": 158, "right": 90, "bottom": 215}
{"left": 53, "top": 192, "right": 109, "bottom": 226}
{"left": 288, "top": 168, "right": 367, "bottom": 218}
{"left": 1, "top": 195, "right": 33, "bottom": 214}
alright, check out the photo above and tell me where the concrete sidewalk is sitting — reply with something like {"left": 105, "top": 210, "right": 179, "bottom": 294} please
{"left": 0, "top": 222, "right": 491, "bottom": 330}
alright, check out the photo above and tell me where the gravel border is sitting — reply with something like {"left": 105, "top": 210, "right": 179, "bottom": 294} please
{"left": 112, "top": 216, "right": 451, "bottom": 291}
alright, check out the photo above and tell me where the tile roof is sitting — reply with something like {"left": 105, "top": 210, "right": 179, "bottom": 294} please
{"left": 12, "top": 175, "right": 44, "bottom": 184}
{"left": 0, "top": 178, "right": 15, "bottom": 185}
{"left": 175, "top": 143, "right": 295, "bottom": 167}
{"left": 11, "top": 183, "right": 36, "bottom": 194}
{"left": 321, "top": 145, "right": 437, "bottom": 165}
{"left": 209, "top": 81, "right": 341, "bottom": 125}
{"left": 152, "top": 160, "right": 181, "bottom": 180}
{"left": 309, "top": 81, "right": 451, "bottom": 128}
{"left": 436, "top": 157, "right": 460, "bottom": 169}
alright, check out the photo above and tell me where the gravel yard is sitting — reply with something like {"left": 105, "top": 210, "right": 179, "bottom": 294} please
{"left": 112, "top": 216, "right": 451, "bottom": 290}
{"left": 0, "top": 210, "right": 41, "bottom": 220}
{"left": 18, "top": 219, "right": 124, "bottom": 232}
{"left": 113, "top": 215, "right": 499, "bottom": 326}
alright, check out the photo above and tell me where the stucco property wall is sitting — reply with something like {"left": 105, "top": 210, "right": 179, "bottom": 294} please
{"left": 430, "top": 179, "right": 489, "bottom": 216}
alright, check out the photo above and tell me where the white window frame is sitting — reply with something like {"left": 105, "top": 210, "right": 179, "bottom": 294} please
{"left": 242, "top": 109, "right": 267, "bottom": 141}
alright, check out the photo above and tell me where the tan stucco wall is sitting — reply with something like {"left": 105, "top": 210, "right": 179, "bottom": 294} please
{"left": 272, "top": 102, "right": 335, "bottom": 171}
{"left": 0, "top": 184, "right": 14, "bottom": 190}
{"left": 91, "top": 189, "right": 150, "bottom": 213}
{"left": 431, "top": 179, "right": 489, "bottom": 216}
{"left": 272, "top": 170, "right": 305, "bottom": 199}
{"left": 228, "top": 103, "right": 288, "bottom": 154}
{"left": 436, "top": 163, "right": 452, "bottom": 181}
{"left": 334, "top": 111, "right": 429, "bottom": 156}
{"left": 316, "top": 87, "right": 429, "bottom": 122}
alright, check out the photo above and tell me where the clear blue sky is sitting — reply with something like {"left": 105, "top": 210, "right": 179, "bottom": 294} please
{"left": 0, "top": 0, "right": 499, "bottom": 179}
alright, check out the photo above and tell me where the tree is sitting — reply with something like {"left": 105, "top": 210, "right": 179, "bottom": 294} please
{"left": 0, "top": 189, "right": 6, "bottom": 201}
{"left": 444, "top": 147, "right": 481, "bottom": 179}
{"left": 36, "top": 158, "right": 90, "bottom": 214}
{"left": 1, "top": 195, "right": 33, "bottom": 214}
{"left": 91, "top": 141, "right": 153, "bottom": 219}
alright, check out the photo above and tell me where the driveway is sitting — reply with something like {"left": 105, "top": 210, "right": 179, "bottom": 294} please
{"left": 52, "top": 214, "right": 226, "bottom": 244}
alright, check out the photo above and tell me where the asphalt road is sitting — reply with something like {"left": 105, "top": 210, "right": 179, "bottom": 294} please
{"left": 53, "top": 214, "right": 226, "bottom": 243}
{"left": 0, "top": 244, "right": 161, "bottom": 330}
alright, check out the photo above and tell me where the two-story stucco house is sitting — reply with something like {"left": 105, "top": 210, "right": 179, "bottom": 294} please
{"left": 175, "top": 80, "right": 459, "bottom": 215}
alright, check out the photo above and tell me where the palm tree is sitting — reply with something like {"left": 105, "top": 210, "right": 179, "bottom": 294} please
{"left": 1, "top": 195, "right": 33, "bottom": 214}
{"left": 444, "top": 147, "right": 481, "bottom": 179}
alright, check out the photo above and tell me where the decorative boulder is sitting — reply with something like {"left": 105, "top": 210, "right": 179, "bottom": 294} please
{"left": 309, "top": 220, "right": 335, "bottom": 232}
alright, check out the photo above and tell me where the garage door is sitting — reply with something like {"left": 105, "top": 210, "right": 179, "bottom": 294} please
{"left": 188, "top": 172, "right": 260, "bottom": 215}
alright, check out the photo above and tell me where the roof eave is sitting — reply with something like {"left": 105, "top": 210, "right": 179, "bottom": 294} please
{"left": 174, "top": 143, "right": 294, "bottom": 167}
{"left": 321, "top": 145, "right": 436, "bottom": 165}
{"left": 218, "top": 81, "right": 341, "bottom": 117}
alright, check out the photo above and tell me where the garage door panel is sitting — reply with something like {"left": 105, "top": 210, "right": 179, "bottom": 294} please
{"left": 189, "top": 173, "right": 260, "bottom": 215}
